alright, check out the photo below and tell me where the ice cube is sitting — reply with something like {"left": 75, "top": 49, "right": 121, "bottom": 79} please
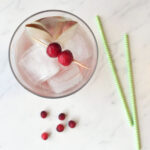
{"left": 19, "top": 44, "right": 60, "bottom": 84}
{"left": 62, "top": 26, "right": 92, "bottom": 61}
{"left": 47, "top": 64, "right": 83, "bottom": 93}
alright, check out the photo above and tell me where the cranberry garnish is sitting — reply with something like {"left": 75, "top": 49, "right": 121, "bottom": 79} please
{"left": 58, "top": 50, "right": 73, "bottom": 66}
{"left": 47, "top": 42, "right": 62, "bottom": 58}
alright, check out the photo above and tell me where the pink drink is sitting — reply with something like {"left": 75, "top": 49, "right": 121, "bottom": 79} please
{"left": 9, "top": 11, "right": 98, "bottom": 98}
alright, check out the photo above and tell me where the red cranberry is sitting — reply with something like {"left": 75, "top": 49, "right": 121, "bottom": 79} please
{"left": 68, "top": 120, "right": 76, "bottom": 128}
{"left": 58, "top": 113, "right": 66, "bottom": 120}
{"left": 41, "top": 111, "right": 47, "bottom": 118}
{"left": 58, "top": 50, "right": 73, "bottom": 66}
{"left": 56, "top": 124, "right": 65, "bottom": 132}
{"left": 41, "top": 132, "right": 49, "bottom": 140}
{"left": 47, "top": 42, "right": 62, "bottom": 58}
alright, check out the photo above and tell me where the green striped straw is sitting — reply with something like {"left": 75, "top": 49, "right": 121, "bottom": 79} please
{"left": 95, "top": 16, "right": 133, "bottom": 126}
{"left": 124, "top": 34, "right": 141, "bottom": 150}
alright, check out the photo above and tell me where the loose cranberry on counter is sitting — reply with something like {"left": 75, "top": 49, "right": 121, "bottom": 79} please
{"left": 58, "top": 113, "right": 66, "bottom": 120}
{"left": 40, "top": 111, "right": 48, "bottom": 118}
{"left": 41, "top": 132, "right": 49, "bottom": 140}
{"left": 56, "top": 124, "right": 65, "bottom": 132}
{"left": 68, "top": 120, "right": 76, "bottom": 128}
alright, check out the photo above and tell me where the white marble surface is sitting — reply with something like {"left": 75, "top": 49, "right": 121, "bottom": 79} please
{"left": 0, "top": 0, "right": 150, "bottom": 150}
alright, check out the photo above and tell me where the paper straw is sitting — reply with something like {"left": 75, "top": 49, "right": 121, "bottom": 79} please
{"left": 95, "top": 16, "right": 133, "bottom": 126}
{"left": 124, "top": 34, "right": 141, "bottom": 150}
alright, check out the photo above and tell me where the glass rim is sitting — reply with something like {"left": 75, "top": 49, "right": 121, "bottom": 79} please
{"left": 8, "top": 9, "right": 99, "bottom": 99}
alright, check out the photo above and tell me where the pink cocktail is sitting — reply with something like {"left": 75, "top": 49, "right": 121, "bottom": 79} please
{"left": 9, "top": 10, "right": 98, "bottom": 98}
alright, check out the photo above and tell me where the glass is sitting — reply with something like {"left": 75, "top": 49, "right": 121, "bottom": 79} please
{"left": 9, "top": 10, "right": 98, "bottom": 98}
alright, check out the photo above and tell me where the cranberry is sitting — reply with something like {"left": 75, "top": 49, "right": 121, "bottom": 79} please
{"left": 56, "top": 124, "right": 65, "bottom": 132}
{"left": 41, "top": 132, "right": 49, "bottom": 140}
{"left": 58, "top": 113, "right": 66, "bottom": 120}
{"left": 47, "top": 42, "right": 62, "bottom": 58}
{"left": 41, "top": 111, "right": 47, "bottom": 118}
{"left": 68, "top": 120, "right": 76, "bottom": 128}
{"left": 58, "top": 50, "right": 73, "bottom": 66}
